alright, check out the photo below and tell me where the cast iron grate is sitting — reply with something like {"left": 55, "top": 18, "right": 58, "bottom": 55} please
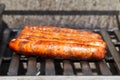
{"left": 0, "top": 28, "right": 119, "bottom": 76}
{"left": 0, "top": 3, "right": 120, "bottom": 76}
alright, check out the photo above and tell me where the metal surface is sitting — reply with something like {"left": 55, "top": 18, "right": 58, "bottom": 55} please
{"left": 7, "top": 53, "right": 19, "bottom": 76}
{"left": 101, "top": 30, "right": 120, "bottom": 72}
{"left": 0, "top": 3, "right": 120, "bottom": 76}
{"left": 0, "top": 29, "right": 11, "bottom": 66}
{"left": 0, "top": 4, "right": 5, "bottom": 31}
{"left": 26, "top": 57, "right": 37, "bottom": 75}
{"left": 0, "top": 4, "right": 5, "bottom": 15}
{"left": 63, "top": 60, "right": 74, "bottom": 75}
{"left": 0, "top": 28, "right": 119, "bottom": 76}
{"left": 45, "top": 59, "right": 55, "bottom": 75}
{"left": 95, "top": 61, "right": 112, "bottom": 75}
{"left": 3, "top": 10, "right": 119, "bottom": 15}
{"left": 0, "top": 76, "right": 120, "bottom": 80}
{"left": 80, "top": 61, "right": 92, "bottom": 75}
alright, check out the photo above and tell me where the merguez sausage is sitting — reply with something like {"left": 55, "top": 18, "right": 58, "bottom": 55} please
{"left": 9, "top": 26, "right": 106, "bottom": 60}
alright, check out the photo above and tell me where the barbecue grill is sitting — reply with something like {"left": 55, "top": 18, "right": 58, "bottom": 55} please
{"left": 0, "top": 3, "right": 120, "bottom": 80}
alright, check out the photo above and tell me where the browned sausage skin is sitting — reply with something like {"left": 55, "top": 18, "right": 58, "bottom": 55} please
{"left": 9, "top": 26, "right": 106, "bottom": 60}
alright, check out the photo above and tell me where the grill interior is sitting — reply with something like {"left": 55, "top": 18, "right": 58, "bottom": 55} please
{"left": 0, "top": 4, "right": 120, "bottom": 76}
{"left": 0, "top": 28, "right": 119, "bottom": 76}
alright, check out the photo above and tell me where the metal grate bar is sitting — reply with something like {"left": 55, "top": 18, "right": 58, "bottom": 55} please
{"left": 0, "top": 4, "right": 5, "bottom": 15}
{"left": 97, "top": 61, "right": 112, "bottom": 75}
{"left": 115, "top": 14, "right": 120, "bottom": 30}
{"left": 100, "top": 29, "right": 120, "bottom": 71}
{"left": 45, "top": 59, "right": 55, "bottom": 75}
{"left": 80, "top": 61, "right": 92, "bottom": 75}
{"left": 109, "top": 63, "right": 119, "bottom": 75}
{"left": 114, "top": 42, "right": 120, "bottom": 46}
{"left": 54, "top": 60, "right": 63, "bottom": 75}
{"left": 3, "top": 10, "right": 119, "bottom": 15}
{"left": 39, "top": 59, "right": 45, "bottom": 75}
{"left": 0, "top": 29, "right": 11, "bottom": 66}
{"left": 114, "top": 30, "right": 120, "bottom": 41}
{"left": 7, "top": 53, "right": 19, "bottom": 76}
{"left": 63, "top": 60, "right": 74, "bottom": 75}
{"left": 26, "top": 57, "right": 37, "bottom": 75}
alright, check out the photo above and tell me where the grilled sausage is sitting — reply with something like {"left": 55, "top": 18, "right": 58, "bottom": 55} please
{"left": 9, "top": 26, "right": 106, "bottom": 60}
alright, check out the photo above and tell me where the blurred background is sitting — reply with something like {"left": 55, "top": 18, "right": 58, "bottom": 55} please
{"left": 0, "top": 0, "right": 120, "bottom": 29}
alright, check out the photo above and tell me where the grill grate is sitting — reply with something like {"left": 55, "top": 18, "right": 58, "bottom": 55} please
{"left": 0, "top": 3, "right": 120, "bottom": 77}
{"left": 0, "top": 28, "right": 119, "bottom": 76}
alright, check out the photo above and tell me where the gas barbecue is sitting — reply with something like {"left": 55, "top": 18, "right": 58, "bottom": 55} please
{"left": 0, "top": 3, "right": 120, "bottom": 80}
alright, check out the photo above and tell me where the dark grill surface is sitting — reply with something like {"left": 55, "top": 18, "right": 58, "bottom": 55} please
{"left": 0, "top": 4, "right": 120, "bottom": 76}
{"left": 0, "top": 28, "right": 119, "bottom": 76}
